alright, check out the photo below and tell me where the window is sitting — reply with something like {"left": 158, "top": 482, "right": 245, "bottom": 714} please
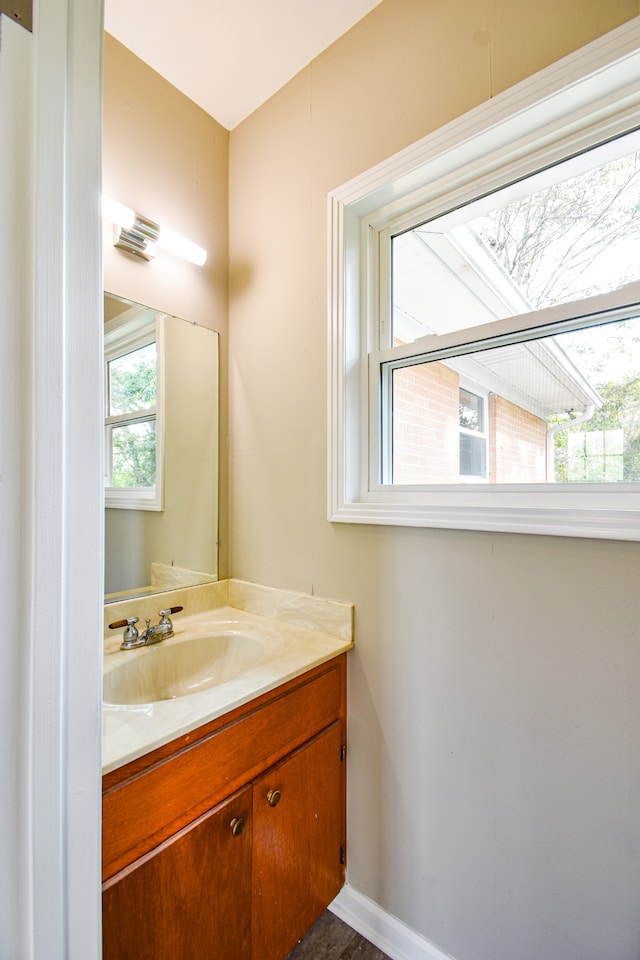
{"left": 329, "top": 20, "right": 640, "bottom": 539}
{"left": 458, "top": 388, "right": 487, "bottom": 481}
{"left": 384, "top": 137, "right": 640, "bottom": 489}
{"left": 104, "top": 304, "right": 163, "bottom": 510}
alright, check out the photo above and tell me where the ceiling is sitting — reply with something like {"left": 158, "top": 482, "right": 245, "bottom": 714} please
{"left": 104, "top": 0, "right": 384, "bottom": 130}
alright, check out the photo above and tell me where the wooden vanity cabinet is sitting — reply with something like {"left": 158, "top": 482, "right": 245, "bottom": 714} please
{"left": 252, "top": 722, "right": 344, "bottom": 960}
{"left": 103, "top": 786, "right": 253, "bottom": 960}
{"left": 102, "top": 653, "right": 347, "bottom": 960}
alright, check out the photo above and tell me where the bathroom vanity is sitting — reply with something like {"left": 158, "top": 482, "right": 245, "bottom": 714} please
{"left": 102, "top": 580, "right": 353, "bottom": 960}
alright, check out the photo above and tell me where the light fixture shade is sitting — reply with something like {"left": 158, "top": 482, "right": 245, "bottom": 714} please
{"left": 114, "top": 215, "right": 160, "bottom": 261}
{"left": 101, "top": 195, "right": 207, "bottom": 266}
{"left": 157, "top": 226, "right": 207, "bottom": 266}
{"left": 102, "top": 195, "right": 135, "bottom": 230}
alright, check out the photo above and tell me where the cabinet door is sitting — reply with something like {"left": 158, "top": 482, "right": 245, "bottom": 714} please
{"left": 252, "top": 722, "right": 345, "bottom": 960}
{"left": 103, "top": 786, "right": 252, "bottom": 960}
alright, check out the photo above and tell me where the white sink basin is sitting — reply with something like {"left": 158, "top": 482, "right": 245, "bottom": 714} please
{"left": 103, "top": 629, "right": 265, "bottom": 705}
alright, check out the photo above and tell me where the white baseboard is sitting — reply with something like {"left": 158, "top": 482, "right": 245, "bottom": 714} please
{"left": 329, "top": 884, "right": 455, "bottom": 960}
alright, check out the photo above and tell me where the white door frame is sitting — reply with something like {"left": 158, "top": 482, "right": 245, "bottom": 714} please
{"left": 0, "top": 0, "right": 104, "bottom": 956}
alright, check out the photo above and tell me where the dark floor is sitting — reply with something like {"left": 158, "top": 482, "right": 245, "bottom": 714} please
{"left": 285, "top": 911, "right": 392, "bottom": 960}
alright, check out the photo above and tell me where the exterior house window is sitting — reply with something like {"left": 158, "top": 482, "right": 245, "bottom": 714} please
{"left": 328, "top": 21, "right": 640, "bottom": 539}
{"left": 104, "top": 305, "right": 163, "bottom": 510}
{"left": 459, "top": 387, "right": 487, "bottom": 480}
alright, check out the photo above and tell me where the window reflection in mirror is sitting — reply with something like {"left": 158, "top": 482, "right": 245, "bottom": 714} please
{"left": 104, "top": 293, "right": 219, "bottom": 602}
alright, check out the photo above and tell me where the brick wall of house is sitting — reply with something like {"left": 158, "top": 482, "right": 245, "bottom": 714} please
{"left": 392, "top": 361, "right": 548, "bottom": 483}
{"left": 392, "top": 360, "right": 460, "bottom": 483}
{"left": 488, "top": 394, "right": 547, "bottom": 482}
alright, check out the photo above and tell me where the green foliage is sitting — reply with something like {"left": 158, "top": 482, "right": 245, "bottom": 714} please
{"left": 112, "top": 421, "right": 156, "bottom": 488}
{"left": 108, "top": 348, "right": 157, "bottom": 487}
{"left": 553, "top": 374, "right": 640, "bottom": 482}
{"left": 109, "top": 352, "right": 156, "bottom": 415}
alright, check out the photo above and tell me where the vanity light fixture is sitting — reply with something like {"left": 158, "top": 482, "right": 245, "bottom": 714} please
{"left": 101, "top": 195, "right": 207, "bottom": 266}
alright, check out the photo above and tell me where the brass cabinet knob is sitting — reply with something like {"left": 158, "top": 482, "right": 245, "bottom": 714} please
{"left": 230, "top": 817, "right": 246, "bottom": 837}
{"left": 266, "top": 789, "right": 281, "bottom": 808}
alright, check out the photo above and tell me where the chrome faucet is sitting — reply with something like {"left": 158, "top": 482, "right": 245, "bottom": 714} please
{"left": 140, "top": 606, "right": 184, "bottom": 644}
{"left": 108, "top": 606, "right": 183, "bottom": 650}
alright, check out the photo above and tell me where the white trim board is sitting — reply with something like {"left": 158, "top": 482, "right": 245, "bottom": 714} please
{"left": 330, "top": 884, "right": 456, "bottom": 960}
{"left": 0, "top": 0, "right": 103, "bottom": 956}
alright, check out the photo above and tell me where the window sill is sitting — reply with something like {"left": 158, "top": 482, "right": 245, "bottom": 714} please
{"left": 329, "top": 487, "right": 640, "bottom": 540}
{"left": 105, "top": 488, "right": 162, "bottom": 512}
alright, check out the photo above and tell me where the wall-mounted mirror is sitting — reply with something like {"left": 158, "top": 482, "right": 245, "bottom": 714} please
{"left": 104, "top": 292, "right": 219, "bottom": 602}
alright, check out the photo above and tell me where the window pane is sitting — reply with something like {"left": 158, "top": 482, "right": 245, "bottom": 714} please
{"left": 391, "top": 132, "right": 640, "bottom": 347}
{"left": 460, "top": 433, "right": 486, "bottom": 478}
{"left": 459, "top": 388, "right": 484, "bottom": 432}
{"left": 108, "top": 342, "right": 156, "bottom": 416}
{"left": 473, "top": 151, "right": 640, "bottom": 313}
{"left": 388, "top": 315, "right": 640, "bottom": 485}
{"left": 110, "top": 420, "right": 156, "bottom": 488}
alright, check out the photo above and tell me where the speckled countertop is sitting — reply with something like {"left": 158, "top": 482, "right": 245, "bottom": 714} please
{"left": 102, "top": 579, "right": 354, "bottom": 774}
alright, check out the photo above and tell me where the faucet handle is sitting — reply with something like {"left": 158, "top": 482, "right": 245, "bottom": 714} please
{"left": 108, "top": 616, "right": 139, "bottom": 630}
{"left": 108, "top": 616, "right": 140, "bottom": 650}
{"left": 158, "top": 605, "right": 183, "bottom": 623}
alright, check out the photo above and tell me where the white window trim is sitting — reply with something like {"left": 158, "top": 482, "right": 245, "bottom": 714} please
{"left": 328, "top": 17, "right": 640, "bottom": 539}
{"left": 104, "top": 311, "right": 165, "bottom": 511}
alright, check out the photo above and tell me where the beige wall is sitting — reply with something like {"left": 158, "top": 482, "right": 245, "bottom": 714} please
{"left": 103, "top": 34, "right": 230, "bottom": 577}
{"left": 228, "top": 3, "right": 640, "bottom": 959}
